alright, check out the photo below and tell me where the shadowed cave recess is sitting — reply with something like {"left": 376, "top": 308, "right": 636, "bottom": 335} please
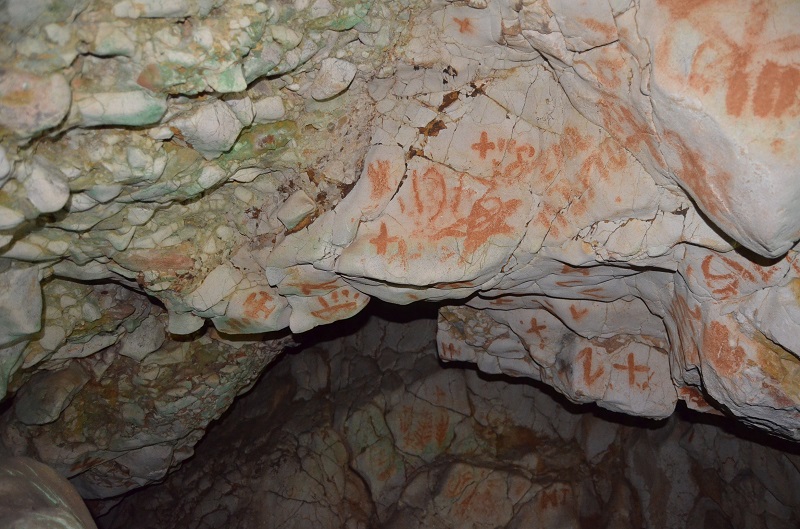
{"left": 1, "top": 0, "right": 800, "bottom": 527}
{"left": 97, "top": 302, "right": 800, "bottom": 529}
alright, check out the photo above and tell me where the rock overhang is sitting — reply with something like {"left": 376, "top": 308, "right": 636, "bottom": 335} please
{"left": 0, "top": 0, "right": 798, "bottom": 502}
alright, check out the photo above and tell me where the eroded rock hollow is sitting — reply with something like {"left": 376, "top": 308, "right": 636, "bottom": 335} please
{"left": 1, "top": 0, "right": 799, "bottom": 527}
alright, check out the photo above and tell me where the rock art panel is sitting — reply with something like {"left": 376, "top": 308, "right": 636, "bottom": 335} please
{"left": 0, "top": 0, "right": 798, "bottom": 507}
{"left": 437, "top": 298, "right": 677, "bottom": 419}
{"left": 534, "top": 0, "right": 800, "bottom": 256}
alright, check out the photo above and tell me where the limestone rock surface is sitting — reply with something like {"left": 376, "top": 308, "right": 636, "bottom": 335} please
{"left": 100, "top": 313, "right": 800, "bottom": 529}
{"left": 0, "top": 281, "right": 292, "bottom": 500}
{"left": 0, "top": 456, "right": 97, "bottom": 529}
{"left": 0, "top": 0, "right": 798, "bottom": 509}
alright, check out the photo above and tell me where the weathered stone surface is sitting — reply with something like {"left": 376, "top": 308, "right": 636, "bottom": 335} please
{"left": 0, "top": 70, "right": 71, "bottom": 138}
{"left": 0, "top": 281, "right": 292, "bottom": 500}
{"left": 310, "top": 58, "right": 358, "bottom": 100}
{"left": 0, "top": 146, "right": 11, "bottom": 184}
{"left": 73, "top": 91, "right": 167, "bottom": 127}
{"left": 117, "top": 314, "right": 165, "bottom": 361}
{"left": 0, "top": 0, "right": 798, "bottom": 515}
{"left": 0, "top": 457, "right": 96, "bottom": 529}
{"left": 169, "top": 100, "right": 244, "bottom": 160}
{"left": 100, "top": 312, "right": 800, "bottom": 529}
{"left": 276, "top": 189, "right": 316, "bottom": 229}
{"left": 14, "top": 362, "right": 91, "bottom": 425}
{"left": 639, "top": 1, "right": 800, "bottom": 257}
{"left": 252, "top": 95, "right": 286, "bottom": 123}
{"left": 20, "top": 159, "right": 70, "bottom": 214}
{"left": 0, "top": 264, "right": 41, "bottom": 348}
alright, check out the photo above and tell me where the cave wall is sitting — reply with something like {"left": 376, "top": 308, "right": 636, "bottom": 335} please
{"left": 101, "top": 311, "right": 800, "bottom": 529}
{"left": 0, "top": 0, "right": 799, "bottom": 508}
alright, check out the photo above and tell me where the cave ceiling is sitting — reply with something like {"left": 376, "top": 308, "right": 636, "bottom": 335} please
{"left": 0, "top": 0, "right": 799, "bottom": 506}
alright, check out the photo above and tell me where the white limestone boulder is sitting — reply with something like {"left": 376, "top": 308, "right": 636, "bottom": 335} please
{"left": 20, "top": 159, "right": 70, "bottom": 214}
{"left": 169, "top": 100, "right": 244, "bottom": 160}
{"left": 73, "top": 91, "right": 167, "bottom": 127}
{"left": 0, "top": 70, "right": 71, "bottom": 138}
{"left": 310, "top": 58, "right": 358, "bottom": 101}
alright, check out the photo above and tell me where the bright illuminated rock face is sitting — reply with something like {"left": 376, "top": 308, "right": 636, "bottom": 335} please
{"left": 0, "top": 0, "right": 799, "bottom": 504}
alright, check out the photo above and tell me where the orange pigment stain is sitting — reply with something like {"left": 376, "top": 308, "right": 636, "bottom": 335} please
{"left": 242, "top": 291, "right": 275, "bottom": 319}
{"left": 368, "top": 160, "right": 393, "bottom": 200}
{"left": 612, "top": 352, "right": 650, "bottom": 387}
{"left": 577, "top": 347, "right": 605, "bottom": 386}
{"left": 453, "top": 17, "right": 474, "bottom": 34}
{"left": 703, "top": 321, "right": 745, "bottom": 377}
{"left": 569, "top": 305, "right": 589, "bottom": 321}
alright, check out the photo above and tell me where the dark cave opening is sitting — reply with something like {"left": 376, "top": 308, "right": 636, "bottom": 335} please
{"left": 94, "top": 301, "right": 800, "bottom": 529}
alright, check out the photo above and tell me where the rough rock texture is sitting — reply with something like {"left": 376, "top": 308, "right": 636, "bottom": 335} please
{"left": 0, "top": 0, "right": 799, "bottom": 510}
{"left": 101, "top": 311, "right": 800, "bottom": 529}
{"left": 0, "top": 280, "right": 292, "bottom": 501}
{"left": 0, "top": 456, "right": 98, "bottom": 529}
